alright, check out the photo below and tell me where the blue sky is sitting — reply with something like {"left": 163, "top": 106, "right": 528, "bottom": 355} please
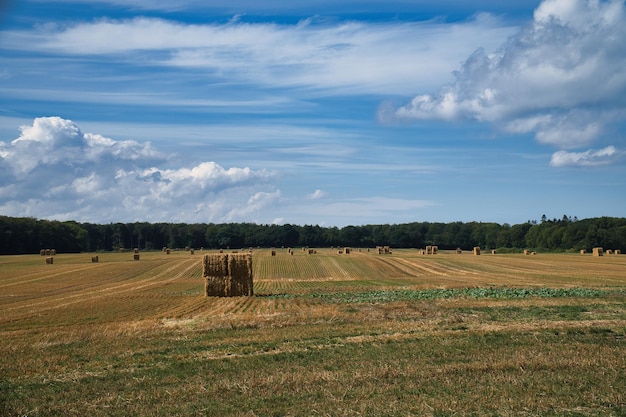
{"left": 0, "top": 0, "right": 624, "bottom": 226}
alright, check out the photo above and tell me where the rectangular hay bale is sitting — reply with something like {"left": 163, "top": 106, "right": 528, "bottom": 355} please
{"left": 202, "top": 253, "right": 253, "bottom": 297}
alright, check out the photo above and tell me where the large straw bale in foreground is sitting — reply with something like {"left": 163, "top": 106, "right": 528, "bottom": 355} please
{"left": 202, "top": 253, "right": 253, "bottom": 297}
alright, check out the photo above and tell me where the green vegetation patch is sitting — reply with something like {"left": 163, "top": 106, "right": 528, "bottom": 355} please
{"left": 270, "top": 287, "right": 625, "bottom": 303}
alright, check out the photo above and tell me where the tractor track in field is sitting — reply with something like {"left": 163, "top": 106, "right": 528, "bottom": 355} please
{"left": 0, "top": 264, "right": 106, "bottom": 288}
{"left": 0, "top": 258, "right": 198, "bottom": 325}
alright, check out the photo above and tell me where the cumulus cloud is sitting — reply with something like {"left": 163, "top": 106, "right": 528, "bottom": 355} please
{"left": 0, "top": 117, "right": 276, "bottom": 222}
{"left": 388, "top": 0, "right": 626, "bottom": 161}
{"left": 550, "top": 145, "right": 621, "bottom": 167}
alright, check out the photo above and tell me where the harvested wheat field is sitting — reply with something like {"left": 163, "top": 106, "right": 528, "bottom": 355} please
{"left": 1, "top": 249, "right": 625, "bottom": 416}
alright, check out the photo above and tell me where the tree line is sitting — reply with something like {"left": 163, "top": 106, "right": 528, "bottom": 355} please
{"left": 1, "top": 215, "right": 625, "bottom": 255}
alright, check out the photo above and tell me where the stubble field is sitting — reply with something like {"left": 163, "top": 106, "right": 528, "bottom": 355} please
{"left": 1, "top": 248, "right": 625, "bottom": 416}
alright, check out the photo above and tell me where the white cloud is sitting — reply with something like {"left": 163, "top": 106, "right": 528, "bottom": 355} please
{"left": 0, "top": 15, "right": 515, "bottom": 95}
{"left": 307, "top": 189, "right": 326, "bottom": 200}
{"left": 0, "top": 117, "right": 277, "bottom": 223}
{"left": 549, "top": 145, "right": 622, "bottom": 167}
{"left": 389, "top": 0, "right": 626, "bottom": 154}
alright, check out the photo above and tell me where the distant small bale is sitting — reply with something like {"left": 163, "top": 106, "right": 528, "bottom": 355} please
{"left": 377, "top": 246, "right": 391, "bottom": 255}
{"left": 580, "top": 249, "right": 586, "bottom": 255}
{"left": 456, "top": 248, "right": 462, "bottom": 254}
{"left": 50, "top": 249, "right": 56, "bottom": 256}
{"left": 166, "top": 249, "right": 171, "bottom": 254}
{"left": 271, "top": 250, "right": 276, "bottom": 256}
{"left": 133, "top": 254, "right": 140, "bottom": 261}
{"left": 606, "top": 249, "right": 613, "bottom": 255}
{"left": 190, "top": 249, "right": 195, "bottom": 255}
{"left": 593, "top": 247, "right": 604, "bottom": 256}
{"left": 473, "top": 247, "right": 481, "bottom": 255}
{"left": 45, "top": 257, "right": 54, "bottom": 264}
{"left": 40, "top": 250, "right": 46, "bottom": 256}
{"left": 615, "top": 250, "right": 621, "bottom": 255}
{"left": 492, "top": 250, "right": 497, "bottom": 255}
{"left": 523, "top": 250, "right": 530, "bottom": 255}
{"left": 119, "top": 248, "right": 125, "bottom": 253}
{"left": 344, "top": 247, "right": 351, "bottom": 254}
{"left": 91, "top": 256, "right": 99, "bottom": 263}
{"left": 45, "top": 249, "right": 51, "bottom": 256}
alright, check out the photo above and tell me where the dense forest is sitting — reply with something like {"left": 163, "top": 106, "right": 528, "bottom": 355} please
{"left": 1, "top": 215, "right": 625, "bottom": 255}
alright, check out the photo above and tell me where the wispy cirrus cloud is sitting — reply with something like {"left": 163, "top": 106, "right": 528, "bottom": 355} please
{"left": 550, "top": 146, "right": 622, "bottom": 167}
{"left": 0, "top": 14, "right": 515, "bottom": 96}
{"left": 386, "top": 0, "right": 626, "bottom": 166}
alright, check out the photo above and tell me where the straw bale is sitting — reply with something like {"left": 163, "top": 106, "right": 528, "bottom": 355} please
{"left": 377, "top": 246, "right": 391, "bottom": 255}
{"left": 606, "top": 249, "right": 613, "bottom": 255}
{"left": 119, "top": 248, "right": 125, "bottom": 253}
{"left": 166, "top": 249, "right": 171, "bottom": 254}
{"left": 592, "top": 247, "right": 604, "bottom": 256}
{"left": 50, "top": 249, "right": 56, "bottom": 256}
{"left": 40, "top": 250, "right": 45, "bottom": 256}
{"left": 473, "top": 247, "right": 481, "bottom": 255}
{"left": 45, "top": 249, "right": 51, "bottom": 256}
{"left": 133, "top": 254, "right": 140, "bottom": 260}
{"left": 190, "top": 249, "right": 195, "bottom": 255}
{"left": 45, "top": 257, "right": 54, "bottom": 264}
{"left": 580, "top": 249, "right": 586, "bottom": 255}
{"left": 203, "top": 253, "right": 253, "bottom": 297}
{"left": 456, "top": 248, "right": 462, "bottom": 254}
{"left": 615, "top": 250, "right": 621, "bottom": 255}
{"left": 271, "top": 250, "right": 276, "bottom": 256}
{"left": 344, "top": 247, "right": 351, "bottom": 254}
{"left": 134, "top": 248, "right": 139, "bottom": 254}
{"left": 91, "top": 256, "right": 99, "bottom": 263}
{"left": 492, "top": 250, "right": 497, "bottom": 255}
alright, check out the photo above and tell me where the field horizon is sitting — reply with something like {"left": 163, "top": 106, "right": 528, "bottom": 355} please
{"left": 1, "top": 249, "right": 625, "bottom": 416}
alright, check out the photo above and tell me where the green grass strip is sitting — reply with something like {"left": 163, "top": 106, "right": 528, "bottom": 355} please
{"left": 262, "top": 287, "right": 626, "bottom": 303}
